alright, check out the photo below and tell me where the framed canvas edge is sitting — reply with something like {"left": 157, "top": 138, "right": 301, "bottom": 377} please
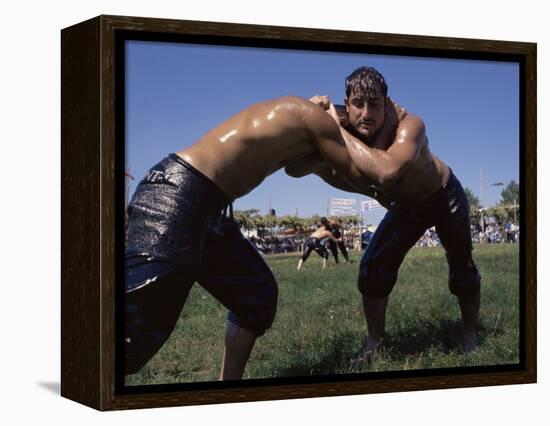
{"left": 60, "top": 14, "right": 537, "bottom": 411}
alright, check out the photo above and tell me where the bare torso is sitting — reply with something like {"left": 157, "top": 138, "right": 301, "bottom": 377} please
{"left": 177, "top": 97, "right": 321, "bottom": 200}
{"left": 364, "top": 106, "right": 450, "bottom": 203}
{"left": 310, "top": 227, "right": 333, "bottom": 241}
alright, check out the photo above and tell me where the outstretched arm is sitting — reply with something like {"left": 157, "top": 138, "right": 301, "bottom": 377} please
{"left": 314, "top": 163, "right": 378, "bottom": 197}
{"left": 284, "top": 151, "right": 325, "bottom": 178}
{"left": 286, "top": 96, "right": 395, "bottom": 207}
{"left": 285, "top": 151, "right": 377, "bottom": 196}
{"left": 285, "top": 100, "right": 377, "bottom": 196}
{"left": 324, "top": 229, "right": 339, "bottom": 243}
{"left": 310, "top": 95, "right": 418, "bottom": 186}
{"left": 301, "top": 101, "right": 366, "bottom": 182}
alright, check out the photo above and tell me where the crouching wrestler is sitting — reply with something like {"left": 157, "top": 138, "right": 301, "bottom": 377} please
{"left": 125, "top": 95, "right": 378, "bottom": 378}
{"left": 296, "top": 217, "right": 338, "bottom": 271}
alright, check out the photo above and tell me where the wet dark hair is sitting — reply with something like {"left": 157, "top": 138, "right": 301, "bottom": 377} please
{"left": 345, "top": 66, "right": 388, "bottom": 100}
{"left": 320, "top": 217, "right": 332, "bottom": 231}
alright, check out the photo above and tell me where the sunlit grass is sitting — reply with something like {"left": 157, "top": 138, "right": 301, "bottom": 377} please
{"left": 126, "top": 243, "right": 520, "bottom": 385}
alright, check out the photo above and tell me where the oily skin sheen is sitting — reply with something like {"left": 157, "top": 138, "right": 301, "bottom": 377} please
{"left": 343, "top": 90, "right": 450, "bottom": 203}
{"left": 173, "top": 95, "right": 375, "bottom": 379}
{"left": 308, "top": 88, "right": 479, "bottom": 356}
{"left": 338, "top": 89, "right": 479, "bottom": 355}
{"left": 177, "top": 96, "right": 372, "bottom": 200}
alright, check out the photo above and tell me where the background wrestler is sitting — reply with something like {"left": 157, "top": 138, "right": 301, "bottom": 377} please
{"left": 311, "top": 67, "right": 481, "bottom": 356}
{"left": 327, "top": 218, "right": 351, "bottom": 264}
{"left": 125, "top": 95, "right": 377, "bottom": 380}
{"left": 296, "top": 217, "right": 338, "bottom": 271}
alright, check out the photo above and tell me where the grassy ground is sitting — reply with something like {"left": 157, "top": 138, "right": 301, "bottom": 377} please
{"left": 126, "top": 243, "right": 520, "bottom": 386}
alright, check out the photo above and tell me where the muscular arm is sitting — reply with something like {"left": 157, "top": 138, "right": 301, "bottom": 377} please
{"left": 314, "top": 164, "right": 378, "bottom": 197}
{"left": 284, "top": 151, "right": 325, "bottom": 178}
{"left": 303, "top": 102, "right": 379, "bottom": 191}
{"left": 277, "top": 96, "right": 391, "bottom": 207}
{"left": 322, "top": 229, "right": 339, "bottom": 243}
{"left": 283, "top": 99, "right": 378, "bottom": 196}
{"left": 341, "top": 114, "right": 427, "bottom": 186}
{"left": 285, "top": 151, "right": 377, "bottom": 196}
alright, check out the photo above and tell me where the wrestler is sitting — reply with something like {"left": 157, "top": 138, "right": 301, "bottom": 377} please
{"left": 327, "top": 219, "right": 350, "bottom": 264}
{"left": 125, "top": 95, "right": 375, "bottom": 378}
{"left": 310, "top": 67, "right": 481, "bottom": 356}
{"left": 296, "top": 218, "right": 338, "bottom": 271}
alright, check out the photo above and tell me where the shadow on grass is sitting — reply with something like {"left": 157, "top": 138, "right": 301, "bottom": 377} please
{"left": 386, "top": 320, "right": 491, "bottom": 356}
{"left": 385, "top": 319, "right": 464, "bottom": 354}
{"left": 274, "top": 320, "right": 491, "bottom": 377}
{"left": 276, "top": 331, "right": 361, "bottom": 377}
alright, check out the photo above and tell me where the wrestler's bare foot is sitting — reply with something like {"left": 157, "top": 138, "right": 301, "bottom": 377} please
{"left": 356, "top": 337, "right": 384, "bottom": 363}
{"left": 463, "top": 331, "right": 479, "bottom": 353}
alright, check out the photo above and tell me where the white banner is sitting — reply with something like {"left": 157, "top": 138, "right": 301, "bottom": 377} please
{"left": 330, "top": 198, "right": 357, "bottom": 216}
{"left": 361, "top": 199, "right": 382, "bottom": 211}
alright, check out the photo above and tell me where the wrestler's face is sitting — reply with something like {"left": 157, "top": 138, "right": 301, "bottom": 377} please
{"left": 345, "top": 91, "right": 387, "bottom": 140}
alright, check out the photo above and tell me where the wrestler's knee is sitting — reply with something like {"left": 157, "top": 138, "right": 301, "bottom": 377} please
{"left": 257, "top": 274, "right": 278, "bottom": 332}
{"left": 448, "top": 257, "right": 481, "bottom": 297}
{"left": 449, "top": 269, "right": 481, "bottom": 297}
{"left": 124, "top": 313, "right": 171, "bottom": 374}
{"left": 228, "top": 273, "right": 278, "bottom": 336}
{"left": 357, "top": 257, "right": 396, "bottom": 298}
{"left": 124, "top": 290, "right": 179, "bottom": 374}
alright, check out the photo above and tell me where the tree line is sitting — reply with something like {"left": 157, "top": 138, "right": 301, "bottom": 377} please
{"left": 464, "top": 180, "right": 520, "bottom": 225}
{"left": 233, "top": 209, "right": 361, "bottom": 235}
{"left": 234, "top": 180, "right": 520, "bottom": 234}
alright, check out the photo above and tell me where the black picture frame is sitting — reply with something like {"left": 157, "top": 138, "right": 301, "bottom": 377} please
{"left": 61, "top": 14, "right": 536, "bottom": 411}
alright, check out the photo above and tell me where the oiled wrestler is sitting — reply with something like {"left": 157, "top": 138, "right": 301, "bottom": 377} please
{"left": 310, "top": 67, "right": 481, "bottom": 356}
{"left": 125, "top": 95, "right": 376, "bottom": 379}
{"left": 297, "top": 218, "right": 338, "bottom": 271}
{"left": 327, "top": 219, "right": 350, "bottom": 264}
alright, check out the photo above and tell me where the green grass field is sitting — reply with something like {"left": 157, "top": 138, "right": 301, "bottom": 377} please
{"left": 126, "top": 243, "right": 520, "bottom": 386}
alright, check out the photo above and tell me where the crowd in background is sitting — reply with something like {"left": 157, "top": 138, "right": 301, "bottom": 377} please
{"left": 472, "top": 222, "right": 520, "bottom": 244}
{"left": 248, "top": 236, "right": 304, "bottom": 254}
{"left": 248, "top": 233, "right": 358, "bottom": 255}
{"left": 246, "top": 220, "right": 520, "bottom": 256}
{"left": 415, "top": 222, "right": 520, "bottom": 248}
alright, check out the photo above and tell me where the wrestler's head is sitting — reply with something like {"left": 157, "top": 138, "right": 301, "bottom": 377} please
{"left": 331, "top": 218, "right": 343, "bottom": 226}
{"left": 320, "top": 217, "right": 330, "bottom": 229}
{"left": 344, "top": 66, "right": 388, "bottom": 140}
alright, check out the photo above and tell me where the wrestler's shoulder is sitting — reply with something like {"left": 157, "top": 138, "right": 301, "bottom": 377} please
{"left": 252, "top": 96, "right": 333, "bottom": 131}
{"left": 399, "top": 111, "right": 424, "bottom": 126}
{"left": 245, "top": 96, "right": 310, "bottom": 116}
{"left": 397, "top": 112, "right": 426, "bottom": 136}
{"left": 268, "top": 95, "right": 313, "bottom": 109}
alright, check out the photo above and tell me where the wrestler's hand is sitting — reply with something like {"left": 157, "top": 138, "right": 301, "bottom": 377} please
{"left": 309, "top": 95, "right": 349, "bottom": 127}
{"left": 333, "top": 104, "right": 349, "bottom": 127}
{"left": 326, "top": 102, "right": 341, "bottom": 125}
{"left": 309, "top": 95, "right": 331, "bottom": 110}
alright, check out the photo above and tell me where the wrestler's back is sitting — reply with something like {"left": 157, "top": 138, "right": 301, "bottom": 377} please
{"left": 310, "top": 227, "right": 331, "bottom": 240}
{"left": 177, "top": 96, "right": 317, "bottom": 199}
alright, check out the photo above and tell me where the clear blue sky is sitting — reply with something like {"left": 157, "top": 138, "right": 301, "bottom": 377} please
{"left": 125, "top": 40, "right": 519, "bottom": 224}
